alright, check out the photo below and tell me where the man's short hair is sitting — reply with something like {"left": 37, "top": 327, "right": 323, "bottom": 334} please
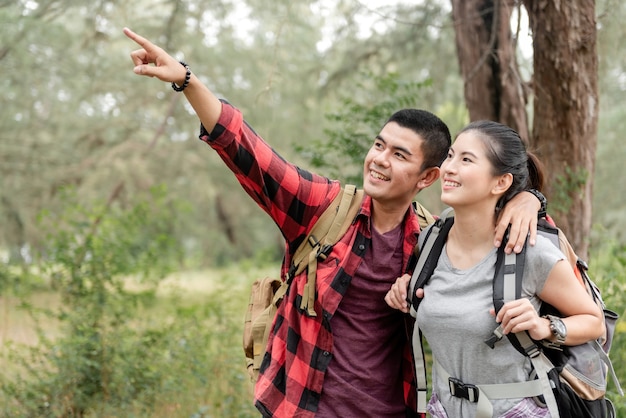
{"left": 385, "top": 109, "right": 451, "bottom": 171}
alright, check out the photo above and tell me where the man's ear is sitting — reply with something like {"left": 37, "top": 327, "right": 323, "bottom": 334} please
{"left": 492, "top": 173, "right": 513, "bottom": 196}
{"left": 417, "top": 167, "right": 440, "bottom": 190}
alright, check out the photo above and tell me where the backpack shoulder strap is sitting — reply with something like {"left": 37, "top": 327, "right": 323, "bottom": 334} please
{"left": 407, "top": 209, "right": 453, "bottom": 414}
{"left": 290, "top": 184, "right": 362, "bottom": 275}
{"left": 290, "top": 184, "right": 364, "bottom": 316}
{"left": 408, "top": 209, "right": 454, "bottom": 314}
{"left": 412, "top": 201, "right": 436, "bottom": 230}
{"left": 490, "top": 233, "right": 562, "bottom": 417}
{"left": 487, "top": 233, "right": 528, "bottom": 352}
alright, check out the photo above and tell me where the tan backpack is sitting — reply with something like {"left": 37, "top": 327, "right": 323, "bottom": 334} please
{"left": 243, "top": 185, "right": 363, "bottom": 381}
{"left": 242, "top": 186, "right": 436, "bottom": 382}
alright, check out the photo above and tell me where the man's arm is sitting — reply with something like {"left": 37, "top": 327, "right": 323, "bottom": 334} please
{"left": 124, "top": 28, "right": 222, "bottom": 132}
{"left": 494, "top": 190, "right": 542, "bottom": 254}
{"left": 124, "top": 28, "right": 340, "bottom": 247}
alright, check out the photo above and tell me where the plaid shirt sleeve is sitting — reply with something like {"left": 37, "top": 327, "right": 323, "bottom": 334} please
{"left": 199, "top": 100, "right": 340, "bottom": 249}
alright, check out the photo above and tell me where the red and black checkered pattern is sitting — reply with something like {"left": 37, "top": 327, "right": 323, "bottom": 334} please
{"left": 201, "top": 101, "right": 424, "bottom": 417}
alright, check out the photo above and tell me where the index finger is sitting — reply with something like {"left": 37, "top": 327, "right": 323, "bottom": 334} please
{"left": 123, "top": 27, "right": 154, "bottom": 50}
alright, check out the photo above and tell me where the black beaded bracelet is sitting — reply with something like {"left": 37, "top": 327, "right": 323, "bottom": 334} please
{"left": 171, "top": 61, "right": 191, "bottom": 92}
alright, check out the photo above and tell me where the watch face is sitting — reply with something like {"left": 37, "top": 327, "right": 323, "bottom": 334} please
{"left": 551, "top": 317, "right": 567, "bottom": 337}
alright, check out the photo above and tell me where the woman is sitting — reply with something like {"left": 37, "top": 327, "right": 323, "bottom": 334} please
{"left": 385, "top": 121, "right": 604, "bottom": 417}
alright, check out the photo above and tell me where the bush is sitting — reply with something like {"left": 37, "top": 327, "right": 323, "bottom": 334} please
{"left": 0, "top": 186, "right": 189, "bottom": 417}
{"left": 590, "top": 238, "right": 626, "bottom": 412}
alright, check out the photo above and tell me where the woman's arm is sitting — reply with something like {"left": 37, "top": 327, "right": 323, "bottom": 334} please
{"left": 495, "top": 259, "right": 604, "bottom": 345}
{"left": 537, "top": 260, "right": 604, "bottom": 344}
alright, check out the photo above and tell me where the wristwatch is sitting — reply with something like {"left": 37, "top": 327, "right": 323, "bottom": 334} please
{"left": 527, "top": 189, "right": 547, "bottom": 218}
{"left": 544, "top": 314, "right": 567, "bottom": 346}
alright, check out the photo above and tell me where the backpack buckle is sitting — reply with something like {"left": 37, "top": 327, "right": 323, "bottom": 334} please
{"left": 449, "top": 377, "right": 479, "bottom": 402}
{"left": 316, "top": 244, "right": 333, "bottom": 260}
{"left": 484, "top": 325, "right": 505, "bottom": 349}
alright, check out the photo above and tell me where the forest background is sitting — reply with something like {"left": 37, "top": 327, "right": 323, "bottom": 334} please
{"left": 1, "top": 0, "right": 625, "bottom": 417}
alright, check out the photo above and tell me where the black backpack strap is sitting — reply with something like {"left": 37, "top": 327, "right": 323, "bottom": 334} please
{"left": 488, "top": 232, "right": 562, "bottom": 417}
{"left": 486, "top": 231, "right": 529, "bottom": 352}
{"left": 407, "top": 215, "right": 454, "bottom": 313}
{"left": 485, "top": 232, "right": 552, "bottom": 365}
{"left": 407, "top": 211, "right": 453, "bottom": 415}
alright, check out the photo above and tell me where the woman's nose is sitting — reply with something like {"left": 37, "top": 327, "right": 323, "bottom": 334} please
{"left": 442, "top": 159, "right": 456, "bottom": 173}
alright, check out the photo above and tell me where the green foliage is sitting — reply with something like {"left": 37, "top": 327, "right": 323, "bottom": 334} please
{"left": 594, "top": 104, "right": 626, "bottom": 245}
{"left": 0, "top": 263, "right": 22, "bottom": 295}
{"left": 588, "top": 238, "right": 626, "bottom": 411}
{"left": 296, "top": 71, "right": 433, "bottom": 184}
{"left": 2, "top": 214, "right": 625, "bottom": 416}
{"left": 1, "top": 289, "right": 260, "bottom": 418}
{"left": 0, "top": 186, "right": 193, "bottom": 417}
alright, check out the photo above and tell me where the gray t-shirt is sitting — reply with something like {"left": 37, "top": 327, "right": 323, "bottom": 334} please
{"left": 416, "top": 230, "right": 565, "bottom": 417}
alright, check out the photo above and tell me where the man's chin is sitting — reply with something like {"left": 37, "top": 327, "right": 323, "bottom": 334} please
{"left": 363, "top": 183, "right": 387, "bottom": 200}
{"left": 362, "top": 182, "right": 377, "bottom": 196}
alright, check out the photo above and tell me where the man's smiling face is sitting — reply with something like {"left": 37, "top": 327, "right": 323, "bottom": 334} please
{"left": 362, "top": 121, "right": 427, "bottom": 207}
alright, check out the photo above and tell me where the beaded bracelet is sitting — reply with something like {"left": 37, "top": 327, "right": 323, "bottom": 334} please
{"left": 171, "top": 61, "right": 191, "bottom": 92}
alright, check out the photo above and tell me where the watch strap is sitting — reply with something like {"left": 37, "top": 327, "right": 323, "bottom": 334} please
{"left": 543, "top": 314, "right": 566, "bottom": 346}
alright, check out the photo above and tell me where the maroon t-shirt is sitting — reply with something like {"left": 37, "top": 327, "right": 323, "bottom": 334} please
{"left": 316, "top": 224, "right": 406, "bottom": 417}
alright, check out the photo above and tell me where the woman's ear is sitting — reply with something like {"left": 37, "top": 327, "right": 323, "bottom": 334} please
{"left": 492, "top": 173, "right": 513, "bottom": 196}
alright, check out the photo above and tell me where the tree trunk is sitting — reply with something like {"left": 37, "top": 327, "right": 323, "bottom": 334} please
{"left": 523, "top": 0, "right": 598, "bottom": 259}
{"left": 451, "top": 0, "right": 529, "bottom": 141}
{"left": 452, "top": 0, "right": 598, "bottom": 258}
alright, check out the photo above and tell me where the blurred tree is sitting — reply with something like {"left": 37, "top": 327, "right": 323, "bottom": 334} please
{"left": 525, "top": 0, "right": 598, "bottom": 260}
{"left": 593, "top": 0, "right": 626, "bottom": 245}
{"left": 0, "top": 0, "right": 459, "bottom": 266}
{"left": 451, "top": 0, "right": 599, "bottom": 259}
{"left": 1, "top": 0, "right": 624, "bottom": 266}
{"left": 450, "top": 0, "right": 529, "bottom": 141}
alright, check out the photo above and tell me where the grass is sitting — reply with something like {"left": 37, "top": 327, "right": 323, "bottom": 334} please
{"left": 0, "top": 263, "right": 276, "bottom": 418}
{"left": 1, "top": 292, "right": 61, "bottom": 347}
{"left": 2, "top": 259, "right": 625, "bottom": 416}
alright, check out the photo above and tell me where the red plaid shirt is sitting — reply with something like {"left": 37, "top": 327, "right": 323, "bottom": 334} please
{"left": 200, "top": 101, "right": 425, "bottom": 418}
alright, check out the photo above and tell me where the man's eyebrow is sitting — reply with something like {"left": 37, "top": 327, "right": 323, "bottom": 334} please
{"left": 375, "top": 135, "right": 413, "bottom": 156}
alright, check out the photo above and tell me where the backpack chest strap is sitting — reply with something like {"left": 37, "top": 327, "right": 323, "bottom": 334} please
{"left": 433, "top": 358, "right": 545, "bottom": 418}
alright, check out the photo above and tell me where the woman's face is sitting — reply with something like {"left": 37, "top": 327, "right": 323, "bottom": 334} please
{"left": 440, "top": 131, "right": 504, "bottom": 209}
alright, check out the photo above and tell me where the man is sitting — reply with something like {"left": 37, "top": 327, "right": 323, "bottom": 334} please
{"left": 124, "top": 27, "right": 542, "bottom": 417}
